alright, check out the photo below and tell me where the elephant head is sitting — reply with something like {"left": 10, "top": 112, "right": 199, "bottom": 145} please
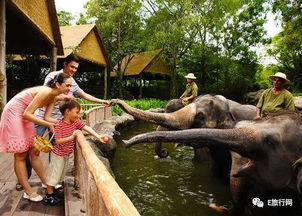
{"left": 124, "top": 111, "right": 302, "bottom": 191}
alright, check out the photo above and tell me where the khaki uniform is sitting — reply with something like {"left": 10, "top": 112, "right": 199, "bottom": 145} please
{"left": 256, "top": 88, "right": 295, "bottom": 116}
{"left": 182, "top": 82, "right": 198, "bottom": 105}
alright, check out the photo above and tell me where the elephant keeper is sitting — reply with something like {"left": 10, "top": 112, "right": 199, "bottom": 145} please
{"left": 255, "top": 72, "right": 295, "bottom": 119}
{"left": 179, "top": 73, "right": 198, "bottom": 106}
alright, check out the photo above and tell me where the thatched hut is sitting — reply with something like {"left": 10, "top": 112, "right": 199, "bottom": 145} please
{"left": 59, "top": 24, "right": 111, "bottom": 98}
{"left": 110, "top": 49, "right": 171, "bottom": 98}
{"left": 11, "top": 24, "right": 111, "bottom": 99}
{"left": 0, "top": 0, "right": 63, "bottom": 107}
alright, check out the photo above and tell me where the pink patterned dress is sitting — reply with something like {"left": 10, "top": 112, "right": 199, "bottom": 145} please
{"left": 0, "top": 90, "right": 37, "bottom": 153}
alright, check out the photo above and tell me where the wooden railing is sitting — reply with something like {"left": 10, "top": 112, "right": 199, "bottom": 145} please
{"left": 71, "top": 106, "right": 140, "bottom": 216}
{"left": 80, "top": 103, "right": 101, "bottom": 112}
{"left": 83, "top": 105, "right": 112, "bottom": 127}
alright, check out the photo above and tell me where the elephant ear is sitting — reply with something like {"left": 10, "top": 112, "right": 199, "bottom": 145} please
{"left": 228, "top": 107, "right": 240, "bottom": 122}
{"left": 204, "top": 95, "right": 235, "bottom": 128}
{"left": 218, "top": 102, "right": 236, "bottom": 129}
{"left": 217, "top": 111, "right": 236, "bottom": 129}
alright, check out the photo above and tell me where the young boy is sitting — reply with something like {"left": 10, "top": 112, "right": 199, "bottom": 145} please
{"left": 43, "top": 99, "right": 108, "bottom": 205}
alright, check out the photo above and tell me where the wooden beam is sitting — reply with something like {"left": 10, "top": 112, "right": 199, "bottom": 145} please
{"left": 50, "top": 46, "right": 57, "bottom": 71}
{"left": 0, "top": 0, "right": 6, "bottom": 108}
{"left": 104, "top": 67, "right": 107, "bottom": 99}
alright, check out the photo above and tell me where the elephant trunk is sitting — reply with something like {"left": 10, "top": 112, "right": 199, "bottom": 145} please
{"left": 113, "top": 99, "right": 194, "bottom": 130}
{"left": 124, "top": 128, "right": 256, "bottom": 157}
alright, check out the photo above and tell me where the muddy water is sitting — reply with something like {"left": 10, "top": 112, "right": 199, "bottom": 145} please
{"left": 111, "top": 121, "right": 232, "bottom": 216}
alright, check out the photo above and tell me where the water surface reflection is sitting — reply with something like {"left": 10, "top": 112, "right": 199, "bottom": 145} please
{"left": 111, "top": 121, "right": 232, "bottom": 216}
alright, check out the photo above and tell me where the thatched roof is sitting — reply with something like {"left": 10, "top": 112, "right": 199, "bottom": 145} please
{"left": 59, "top": 24, "right": 110, "bottom": 67}
{"left": 110, "top": 50, "right": 171, "bottom": 78}
{"left": 6, "top": 0, "right": 63, "bottom": 55}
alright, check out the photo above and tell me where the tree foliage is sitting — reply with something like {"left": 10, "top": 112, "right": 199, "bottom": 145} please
{"left": 268, "top": 0, "right": 302, "bottom": 88}
{"left": 80, "top": 0, "right": 288, "bottom": 99}
{"left": 84, "top": 0, "right": 144, "bottom": 97}
{"left": 57, "top": 10, "right": 74, "bottom": 26}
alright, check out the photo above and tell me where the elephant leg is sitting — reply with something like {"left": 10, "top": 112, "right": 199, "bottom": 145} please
{"left": 154, "top": 126, "right": 169, "bottom": 158}
{"left": 230, "top": 152, "right": 256, "bottom": 216}
{"left": 193, "top": 147, "right": 212, "bottom": 162}
{"left": 208, "top": 146, "right": 232, "bottom": 181}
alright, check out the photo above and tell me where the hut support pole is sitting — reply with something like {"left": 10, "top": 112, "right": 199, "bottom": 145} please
{"left": 50, "top": 47, "right": 57, "bottom": 72}
{"left": 104, "top": 67, "right": 107, "bottom": 99}
{"left": 139, "top": 74, "right": 143, "bottom": 99}
{"left": 0, "top": 0, "right": 6, "bottom": 108}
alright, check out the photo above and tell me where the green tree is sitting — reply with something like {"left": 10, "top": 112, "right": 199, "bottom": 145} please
{"left": 57, "top": 10, "right": 74, "bottom": 26}
{"left": 268, "top": 0, "right": 302, "bottom": 88}
{"left": 143, "top": 0, "right": 267, "bottom": 98}
{"left": 215, "top": 0, "right": 268, "bottom": 97}
{"left": 85, "top": 0, "right": 144, "bottom": 97}
{"left": 76, "top": 13, "right": 89, "bottom": 25}
{"left": 142, "top": 0, "right": 200, "bottom": 97}
{"left": 82, "top": 0, "right": 269, "bottom": 99}
{"left": 255, "top": 64, "right": 278, "bottom": 89}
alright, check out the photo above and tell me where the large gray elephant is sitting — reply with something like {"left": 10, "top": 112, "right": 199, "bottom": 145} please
{"left": 111, "top": 95, "right": 257, "bottom": 179}
{"left": 124, "top": 111, "right": 302, "bottom": 215}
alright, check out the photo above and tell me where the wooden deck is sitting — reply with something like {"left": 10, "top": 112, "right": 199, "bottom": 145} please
{"left": 0, "top": 152, "right": 64, "bottom": 216}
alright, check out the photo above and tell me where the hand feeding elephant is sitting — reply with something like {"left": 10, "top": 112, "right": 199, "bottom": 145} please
{"left": 124, "top": 111, "right": 302, "bottom": 215}
{"left": 111, "top": 94, "right": 257, "bottom": 179}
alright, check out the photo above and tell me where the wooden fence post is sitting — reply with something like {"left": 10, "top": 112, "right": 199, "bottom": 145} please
{"left": 104, "top": 67, "right": 107, "bottom": 99}
{"left": 0, "top": 0, "right": 6, "bottom": 110}
{"left": 50, "top": 47, "right": 57, "bottom": 72}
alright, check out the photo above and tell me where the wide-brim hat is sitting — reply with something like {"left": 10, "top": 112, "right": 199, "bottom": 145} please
{"left": 184, "top": 73, "right": 197, "bottom": 80}
{"left": 269, "top": 72, "right": 290, "bottom": 85}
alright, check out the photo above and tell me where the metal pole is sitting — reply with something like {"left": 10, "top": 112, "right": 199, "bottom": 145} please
{"left": 0, "top": 0, "right": 6, "bottom": 108}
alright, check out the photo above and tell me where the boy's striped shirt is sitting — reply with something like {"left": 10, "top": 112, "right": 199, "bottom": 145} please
{"left": 53, "top": 119, "right": 85, "bottom": 156}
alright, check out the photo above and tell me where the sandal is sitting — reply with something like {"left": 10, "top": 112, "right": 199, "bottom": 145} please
{"left": 23, "top": 192, "right": 43, "bottom": 202}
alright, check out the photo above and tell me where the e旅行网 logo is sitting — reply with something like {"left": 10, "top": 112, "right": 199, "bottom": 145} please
{"left": 252, "top": 197, "right": 264, "bottom": 208}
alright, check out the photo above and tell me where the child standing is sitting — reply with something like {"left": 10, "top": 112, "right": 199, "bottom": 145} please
{"left": 43, "top": 99, "right": 108, "bottom": 205}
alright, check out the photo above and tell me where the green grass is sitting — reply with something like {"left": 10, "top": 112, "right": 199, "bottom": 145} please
{"left": 76, "top": 98, "right": 167, "bottom": 116}
{"left": 112, "top": 99, "right": 167, "bottom": 115}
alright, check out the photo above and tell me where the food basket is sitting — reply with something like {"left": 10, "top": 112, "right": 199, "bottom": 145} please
{"left": 33, "top": 130, "right": 54, "bottom": 153}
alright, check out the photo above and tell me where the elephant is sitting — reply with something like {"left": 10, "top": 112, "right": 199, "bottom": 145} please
{"left": 111, "top": 94, "right": 257, "bottom": 179}
{"left": 124, "top": 111, "right": 302, "bottom": 215}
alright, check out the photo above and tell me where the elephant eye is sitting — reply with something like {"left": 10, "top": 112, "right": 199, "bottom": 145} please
{"left": 264, "top": 135, "right": 278, "bottom": 149}
{"left": 195, "top": 112, "right": 205, "bottom": 124}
